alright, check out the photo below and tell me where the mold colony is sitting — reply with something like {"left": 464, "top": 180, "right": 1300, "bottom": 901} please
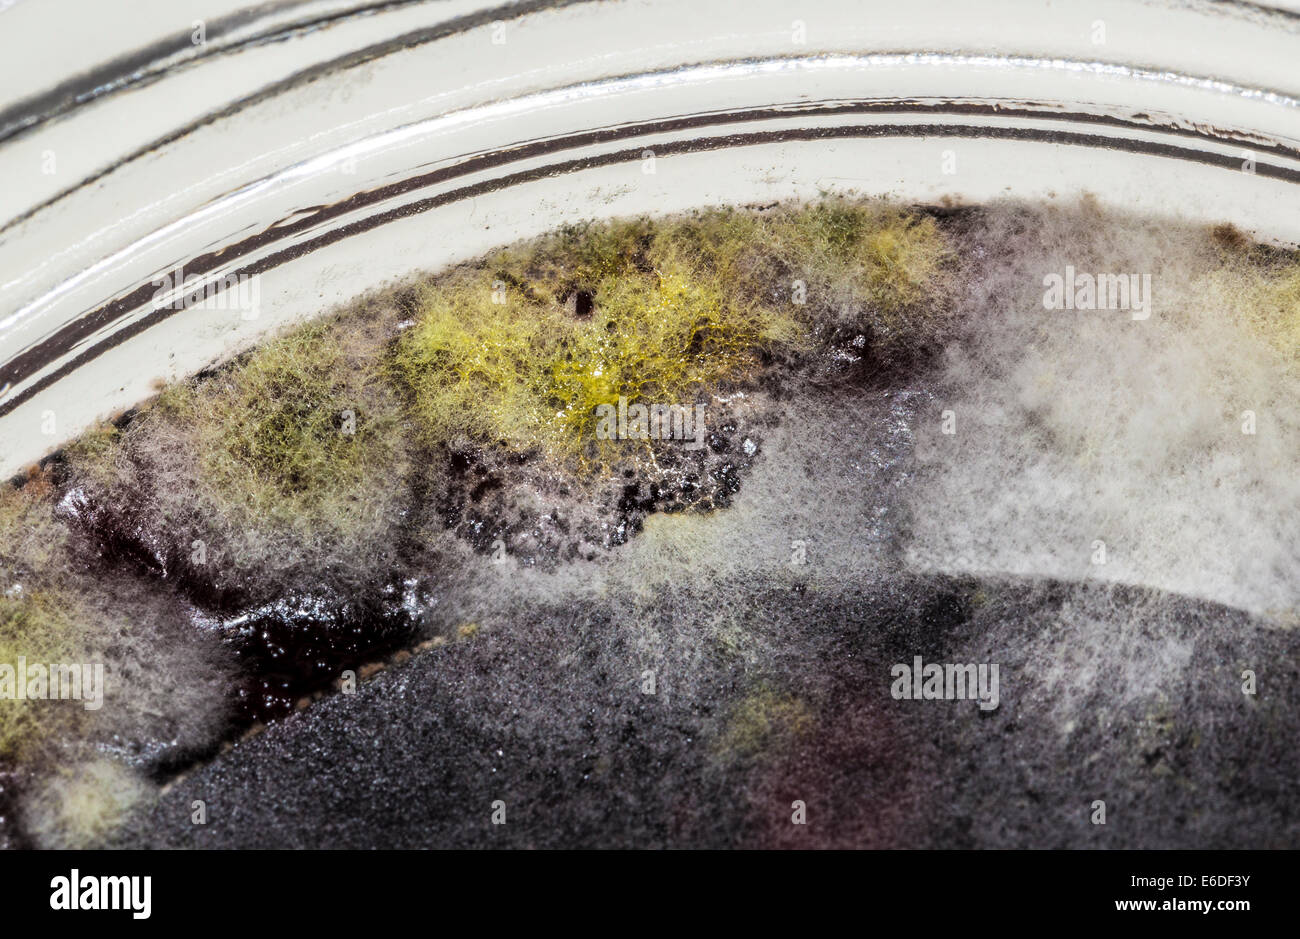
{"left": 0, "top": 196, "right": 1297, "bottom": 848}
